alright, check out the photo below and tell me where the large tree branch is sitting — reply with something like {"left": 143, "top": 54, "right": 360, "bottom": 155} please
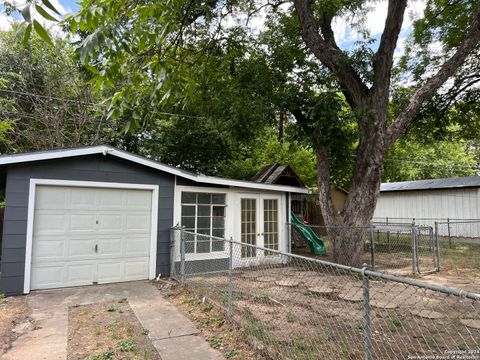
{"left": 293, "top": 0, "right": 369, "bottom": 108}
{"left": 372, "top": 0, "right": 407, "bottom": 96}
{"left": 386, "top": 8, "right": 480, "bottom": 146}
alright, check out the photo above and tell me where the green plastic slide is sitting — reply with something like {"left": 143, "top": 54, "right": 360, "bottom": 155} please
{"left": 291, "top": 212, "right": 327, "bottom": 255}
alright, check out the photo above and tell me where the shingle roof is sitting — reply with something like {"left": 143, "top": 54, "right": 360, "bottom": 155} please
{"left": 252, "top": 164, "right": 305, "bottom": 187}
{"left": 380, "top": 176, "right": 480, "bottom": 192}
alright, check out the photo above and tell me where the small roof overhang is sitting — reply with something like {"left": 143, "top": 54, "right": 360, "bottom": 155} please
{"left": 0, "top": 145, "right": 310, "bottom": 194}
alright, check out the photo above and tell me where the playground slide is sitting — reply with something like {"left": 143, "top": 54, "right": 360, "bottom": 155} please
{"left": 291, "top": 212, "right": 327, "bottom": 255}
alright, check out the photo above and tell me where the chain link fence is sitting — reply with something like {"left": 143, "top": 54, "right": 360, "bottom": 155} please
{"left": 290, "top": 223, "right": 439, "bottom": 276}
{"left": 171, "top": 227, "right": 480, "bottom": 360}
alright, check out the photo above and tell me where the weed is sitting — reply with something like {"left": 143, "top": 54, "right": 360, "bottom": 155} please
{"left": 388, "top": 314, "right": 402, "bottom": 328}
{"left": 254, "top": 292, "right": 271, "bottom": 304}
{"left": 458, "top": 342, "right": 468, "bottom": 351}
{"left": 87, "top": 350, "right": 114, "bottom": 360}
{"left": 286, "top": 312, "right": 296, "bottom": 323}
{"left": 184, "top": 298, "right": 201, "bottom": 305}
{"left": 421, "top": 335, "right": 438, "bottom": 345}
{"left": 225, "top": 349, "right": 239, "bottom": 358}
{"left": 0, "top": 293, "right": 6, "bottom": 300}
{"left": 126, "top": 326, "right": 134, "bottom": 337}
{"left": 118, "top": 298, "right": 128, "bottom": 304}
{"left": 207, "top": 336, "right": 222, "bottom": 349}
{"left": 119, "top": 339, "right": 136, "bottom": 352}
{"left": 241, "top": 317, "right": 265, "bottom": 339}
{"left": 106, "top": 305, "right": 117, "bottom": 312}
{"left": 294, "top": 340, "right": 307, "bottom": 351}
{"left": 203, "top": 303, "right": 214, "bottom": 312}
{"left": 141, "top": 328, "right": 150, "bottom": 336}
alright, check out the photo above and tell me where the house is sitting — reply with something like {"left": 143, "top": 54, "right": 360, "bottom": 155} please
{"left": 373, "top": 176, "right": 480, "bottom": 235}
{"left": 0, "top": 146, "right": 308, "bottom": 295}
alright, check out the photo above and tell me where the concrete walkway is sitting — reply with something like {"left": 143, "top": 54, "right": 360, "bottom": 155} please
{"left": 3, "top": 281, "right": 224, "bottom": 360}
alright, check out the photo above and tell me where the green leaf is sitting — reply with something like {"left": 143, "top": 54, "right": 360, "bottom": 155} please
{"left": 33, "top": 20, "right": 53, "bottom": 46}
{"left": 41, "top": 0, "right": 62, "bottom": 15}
{"left": 22, "top": 4, "right": 32, "bottom": 23}
{"left": 23, "top": 23, "right": 33, "bottom": 46}
{"left": 36, "top": 6, "right": 59, "bottom": 22}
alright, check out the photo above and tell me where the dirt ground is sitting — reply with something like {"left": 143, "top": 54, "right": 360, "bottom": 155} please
{"left": 155, "top": 280, "right": 265, "bottom": 360}
{"left": 67, "top": 299, "right": 160, "bottom": 360}
{"left": 0, "top": 295, "right": 33, "bottom": 356}
{"left": 181, "top": 264, "right": 480, "bottom": 360}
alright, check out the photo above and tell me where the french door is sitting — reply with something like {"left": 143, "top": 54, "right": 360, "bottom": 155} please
{"left": 239, "top": 194, "right": 281, "bottom": 259}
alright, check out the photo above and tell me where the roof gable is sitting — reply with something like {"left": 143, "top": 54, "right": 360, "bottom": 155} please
{"left": 252, "top": 163, "right": 305, "bottom": 187}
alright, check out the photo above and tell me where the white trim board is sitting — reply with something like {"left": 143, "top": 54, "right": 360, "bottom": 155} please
{"left": 23, "top": 179, "right": 159, "bottom": 294}
{"left": 0, "top": 145, "right": 309, "bottom": 194}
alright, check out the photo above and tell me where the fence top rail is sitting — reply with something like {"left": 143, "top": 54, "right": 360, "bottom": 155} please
{"left": 373, "top": 217, "right": 480, "bottom": 221}
{"left": 172, "top": 228, "right": 480, "bottom": 301}
{"left": 436, "top": 220, "right": 480, "bottom": 225}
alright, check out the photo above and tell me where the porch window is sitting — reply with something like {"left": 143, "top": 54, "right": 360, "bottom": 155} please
{"left": 181, "top": 192, "right": 226, "bottom": 254}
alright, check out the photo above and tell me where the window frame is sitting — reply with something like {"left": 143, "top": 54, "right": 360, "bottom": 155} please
{"left": 175, "top": 186, "right": 230, "bottom": 260}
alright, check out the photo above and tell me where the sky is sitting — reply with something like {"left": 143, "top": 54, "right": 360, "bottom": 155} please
{"left": 0, "top": 0, "right": 426, "bottom": 56}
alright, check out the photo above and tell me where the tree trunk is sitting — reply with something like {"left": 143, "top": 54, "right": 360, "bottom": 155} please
{"left": 316, "top": 116, "right": 386, "bottom": 266}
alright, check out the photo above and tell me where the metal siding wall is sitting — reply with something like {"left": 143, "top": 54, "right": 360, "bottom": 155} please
{"left": 374, "top": 188, "right": 480, "bottom": 235}
{"left": 0, "top": 154, "right": 174, "bottom": 295}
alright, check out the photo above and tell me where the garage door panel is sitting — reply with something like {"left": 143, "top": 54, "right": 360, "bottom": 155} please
{"left": 67, "top": 264, "right": 95, "bottom": 283}
{"left": 98, "top": 214, "right": 124, "bottom": 232}
{"left": 32, "top": 238, "right": 65, "bottom": 260}
{"left": 34, "top": 213, "right": 67, "bottom": 234}
{"left": 97, "top": 189, "right": 125, "bottom": 209}
{"left": 97, "top": 237, "right": 123, "bottom": 257}
{"left": 31, "top": 185, "right": 154, "bottom": 291}
{"left": 70, "top": 188, "right": 96, "bottom": 209}
{"left": 125, "top": 237, "right": 151, "bottom": 255}
{"left": 68, "top": 239, "right": 95, "bottom": 258}
{"left": 35, "top": 188, "right": 67, "bottom": 210}
{"left": 70, "top": 214, "right": 96, "bottom": 232}
{"left": 31, "top": 265, "right": 65, "bottom": 288}
{"left": 126, "top": 191, "right": 152, "bottom": 210}
{"left": 126, "top": 214, "right": 151, "bottom": 232}
{"left": 97, "top": 262, "right": 123, "bottom": 283}
{"left": 124, "top": 259, "right": 150, "bottom": 280}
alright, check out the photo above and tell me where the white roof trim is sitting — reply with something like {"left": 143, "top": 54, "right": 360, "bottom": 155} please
{"left": 0, "top": 145, "right": 310, "bottom": 194}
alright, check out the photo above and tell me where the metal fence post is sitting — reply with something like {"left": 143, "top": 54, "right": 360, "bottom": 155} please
{"left": 180, "top": 227, "right": 186, "bottom": 285}
{"left": 362, "top": 265, "right": 373, "bottom": 360}
{"left": 227, "top": 237, "right": 233, "bottom": 318}
{"left": 369, "top": 224, "right": 376, "bottom": 271}
{"left": 447, "top": 217, "right": 452, "bottom": 248}
{"left": 411, "top": 225, "right": 417, "bottom": 275}
{"left": 434, "top": 222, "right": 441, "bottom": 271}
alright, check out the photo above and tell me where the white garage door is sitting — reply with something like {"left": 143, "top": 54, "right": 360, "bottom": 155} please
{"left": 30, "top": 185, "right": 153, "bottom": 290}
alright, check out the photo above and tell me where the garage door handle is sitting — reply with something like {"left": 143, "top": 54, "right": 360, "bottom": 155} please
{"left": 95, "top": 244, "right": 98, "bottom": 253}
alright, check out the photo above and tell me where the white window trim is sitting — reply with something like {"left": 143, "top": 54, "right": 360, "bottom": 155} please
{"left": 23, "top": 179, "right": 159, "bottom": 294}
{"left": 174, "top": 185, "right": 231, "bottom": 260}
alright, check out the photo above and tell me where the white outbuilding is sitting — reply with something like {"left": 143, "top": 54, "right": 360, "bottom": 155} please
{"left": 373, "top": 176, "right": 480, "bottom": 238}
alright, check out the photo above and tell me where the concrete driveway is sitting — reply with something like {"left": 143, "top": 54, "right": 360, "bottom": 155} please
{"left": 3, "top": 281, "right": 223, "bottom": 360}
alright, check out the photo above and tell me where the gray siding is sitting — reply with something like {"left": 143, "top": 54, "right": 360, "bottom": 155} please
{"left": 0, "top": 154, "right": 175, "bottom": 295}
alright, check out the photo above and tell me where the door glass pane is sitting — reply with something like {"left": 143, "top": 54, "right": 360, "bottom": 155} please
{"left": 264, "top": 199, "right": 279, "bottom": 254}
{"left": 241, "top": 198, "right": 256, "bottom": 258}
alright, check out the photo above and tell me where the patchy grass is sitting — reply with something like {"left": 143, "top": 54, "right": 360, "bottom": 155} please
{"left": 155, "top": 280, "right": 265, "bottom": 359}
{"left": 67, "top": 300, "right": 160, "bottom": 360}
{"left": 0, "top": 295, "right": 33, "bottom": 356}
{"left": 440, "top": 242, "right": 480, "bottom": 277}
